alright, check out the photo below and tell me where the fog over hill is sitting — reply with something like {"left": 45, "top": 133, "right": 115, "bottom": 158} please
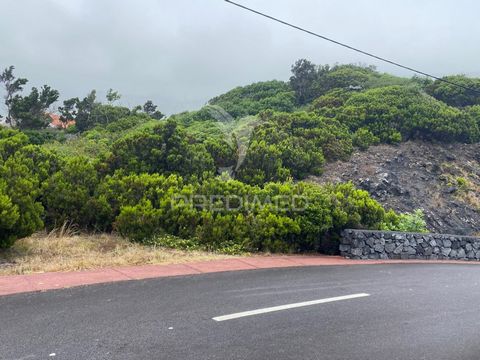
{"left": 1, "top": 0, "right": 480, "bottom": 115}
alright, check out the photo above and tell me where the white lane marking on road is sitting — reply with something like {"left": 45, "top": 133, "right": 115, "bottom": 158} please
{"left": 212, "top": 293, "right": 370, "bottom": 322}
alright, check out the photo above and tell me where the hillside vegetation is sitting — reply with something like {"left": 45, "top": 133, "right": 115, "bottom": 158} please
{"left": 1, "top": 59, "right": 479, "bottom": 254}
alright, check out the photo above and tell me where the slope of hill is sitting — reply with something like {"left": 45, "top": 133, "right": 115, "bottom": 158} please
{"left": 309, "top": 141, "right": 480, "bottom": 235}
{"left": 2, "top": 59, "right": 480, "bottom": 254}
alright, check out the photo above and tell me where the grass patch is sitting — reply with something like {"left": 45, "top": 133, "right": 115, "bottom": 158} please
{"left": 0, "top": 231, "right": 235, "bottom": 275}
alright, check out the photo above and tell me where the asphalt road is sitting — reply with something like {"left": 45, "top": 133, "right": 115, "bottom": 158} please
{"left": 2, "top": 264, "right": 480, "bottom": 360}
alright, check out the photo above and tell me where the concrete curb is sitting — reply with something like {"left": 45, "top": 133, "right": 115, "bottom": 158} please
{"left": 1, "top": 255, "right": 479, "bottom": 296}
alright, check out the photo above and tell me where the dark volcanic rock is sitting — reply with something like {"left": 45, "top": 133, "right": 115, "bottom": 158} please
{"left": 309, "top": 141, "right": 480, "bottom": 236}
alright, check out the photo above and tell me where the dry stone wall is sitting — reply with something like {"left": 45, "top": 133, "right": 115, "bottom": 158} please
{"left": 340, "top": 229, "right": 480, "bottom": 261}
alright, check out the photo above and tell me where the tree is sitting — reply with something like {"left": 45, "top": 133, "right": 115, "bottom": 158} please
{"left": 10, "top": 85, "right": 59, "bottom": 129}
{"left": 143, "top": 100, "right": 164, "bottom": 119}
{"left": 289, "top": 59, "right": 319, "bottom": 105}
{"left": 0, "top": 66, "right": 28, "bottom": 126}
{"left": 75, "top": 90, "right": 98, "bottom": 131}
{"left": 68, "top": 90, "right": 131, "bottom": 132}
{"left": 58, "top": 97, "right": 79, "bottom": 127}
{"left": 106, "top": 88, "right": 121, "bottom": 104}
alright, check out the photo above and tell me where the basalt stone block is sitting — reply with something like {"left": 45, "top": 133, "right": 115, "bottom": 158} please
{"left": 441, "top": 248, "right": 452, "bottom": 257}
{"left": 339, "top": 244, "right": 351, "bottom": 252}
{"left": 393, "top": 245, "right": 403, "bottom": 254}
{"left": 351, "top": 248, "right": 363, "bottom": 257}
{"left": 443, "top": 239, "right": 452, "bottom": 248}
{"left": 352, "top": 239, "right": 366, "bottom": 248}
{"left": 385, "top": 243, "right": 396, "bottom": 253}
{"left": 374, "top": 244, "right": 385, "bottom": 253}
{"left": 366, "top": 238, "right": 375, "bottom": 247}
{"left": 406, "top": 246, "right": 416, "bottom": 255}
{"left": 457, "top": 248, "right": 466, "bottom": 259}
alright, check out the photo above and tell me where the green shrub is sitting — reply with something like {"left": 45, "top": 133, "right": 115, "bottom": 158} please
{"left": 114, "top": 201, "right": 161, "bottom": 242}
{"left": 103, "top": 172, "right": 387, "bottom": 253}
{"left": 0, "top": 154, "right": 44, "bottom": 247}
{"left": 381, "top": 209, "right": 428, "bottom": 232}
{"left": 336, "top": 86, "right": 480, "bottom": 143}
{"left": 237, "top": 111, "right": 352, "bottom": 184}
{"left": 0, "top": 127, "right": 29, "bottom": 161}
{"left": 106, "top": 119, "right": 215, "bottom": 178}
{"left": 426, "top": 75, "right": 480, "bottom": 107}
{"left": 23, "top": 129, "right": 66, "bottom": 145}
{"left": 208, "top": 80, "right": 295, "bottom": 118}
{"left": 352, "top": 128, "right": 380, "bottom": 150}
{"left": 42, "top": 156, "right": 111, "bottom": 230}
{"left": 150, "top": 234, "right": 202, "bottom": 251}
{"left": 0, "top": 181, "right": 20, "bottom": 248}
{"left": 105, "top": 114, "right": 152, "bottom": 133}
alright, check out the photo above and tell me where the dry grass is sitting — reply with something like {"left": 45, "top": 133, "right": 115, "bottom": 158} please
{"left": 0, "top": 231, "right": 234, "bottom": 275}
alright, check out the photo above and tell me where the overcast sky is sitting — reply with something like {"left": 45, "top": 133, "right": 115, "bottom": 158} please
{"left": 1, "top": 0, "right": 479, "bottom": 115}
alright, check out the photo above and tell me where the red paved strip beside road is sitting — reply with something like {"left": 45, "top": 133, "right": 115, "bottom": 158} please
{"left": 1, "top": 255, "right": 479, "bottom": 296}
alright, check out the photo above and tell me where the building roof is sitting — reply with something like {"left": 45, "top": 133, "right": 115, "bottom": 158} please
{"left": 48, "top": 113, "right": 75, "bottom": 129}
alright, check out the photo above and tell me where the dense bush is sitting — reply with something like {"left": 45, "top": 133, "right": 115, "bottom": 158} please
{"left": 290, "top": 60, "right": 410, "bottom": 105}
{"left": 381, "top": 209, "right": 428, "bottom": 233}
{"left": 237, "top": 111, "right": 352, "bottom": 184}
{"left": 208, "top": 80, "right": 296, "bottom": 118}
{"left": 333, "top": 86, "right": 480, "bottom": 143}
{"left": 106, "top": 119, "right": 216, "bottom": 178}
{"left": 0, "top": 128, "right": 45, "bottom": 247}
{"left": 105, "top": 114, "right": 152, "bottom": 133}
{"left": 426, "top": 75, "right": 480, "bottom": 107}
{"left": 0, "top": 127, "right": 29, "bottom": 161}
{"left": 42, "top": 156, "right": 111, "bottom": 230}
{"left": 23, "top": 129, "right": 67, "bottom": 145}
{"left": 97, "top": 171, "right": 387, "bottom": 253}
{"left": 352, "top": 128, "right": 380, "bottom": 150}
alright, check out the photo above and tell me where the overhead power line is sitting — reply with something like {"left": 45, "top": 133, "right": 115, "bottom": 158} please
{"left": 224, "top": 0, "right": 480, "bottom": 95}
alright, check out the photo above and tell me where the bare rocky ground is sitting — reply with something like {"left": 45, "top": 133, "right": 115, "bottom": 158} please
{"left": 309, "top": 141, "right": 480, "bottom": 235}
